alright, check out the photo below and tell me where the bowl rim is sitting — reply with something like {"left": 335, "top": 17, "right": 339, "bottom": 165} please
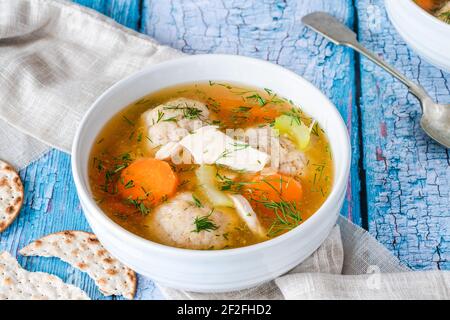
{"left": 71, "top": 54, "right": 351, "bottom": 257}
{"left": 391, "top": 0, "right": 450, "bottom": 29}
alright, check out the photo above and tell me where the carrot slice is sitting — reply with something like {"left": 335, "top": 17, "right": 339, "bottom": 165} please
{"left": 215, "top": 98, "right": 280, "bottom": 126}
{"left": 117, "top": 158, "right": 178, "bottom": 204}
{"left": 415, "top": 0, "right": 438, "bottom": 11}
{"left": 244, "top": 174, "right": 303, "bottom": 217}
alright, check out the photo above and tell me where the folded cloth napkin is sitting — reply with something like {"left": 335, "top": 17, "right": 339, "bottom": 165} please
{"left": 0, "top": 0, "right": 180, "bottom": 169}
{"left": 160, "top": 218, "right": 449, "bottom": 300}
{"left": 1, "top": 0, "right": 449, "bottom": 300}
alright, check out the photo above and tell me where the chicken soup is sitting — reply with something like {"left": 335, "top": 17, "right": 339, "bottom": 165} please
{"left": 415, "top": 0, "right": 450, "bottom": 23}
{"left": 88, "top": 82, "right": 333, "bottom": 250}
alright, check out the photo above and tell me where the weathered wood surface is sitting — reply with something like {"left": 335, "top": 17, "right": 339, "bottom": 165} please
{"left": 75, "top": 0, "right": 141, "bottom": 29}
{"left": 1, "top": 0, "right": 449, "bottom": 301}
{"left": 0, "top": 0, "right": 162, "bottom": 300}
{"left": 357, "top": 0, "right": 449, "bottom": 270}
{"left": 141, "top": 0, "right": 362, "bottom": 225}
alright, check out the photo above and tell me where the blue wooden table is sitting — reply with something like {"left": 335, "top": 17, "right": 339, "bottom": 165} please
{"left": 1, "top": 0, "right": 449, "bottom": 299}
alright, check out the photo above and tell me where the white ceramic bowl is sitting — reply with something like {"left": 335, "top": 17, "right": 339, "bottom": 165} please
{"left": 72, "top": 54, "right": 350, "bottom": 292}
{"left": 386, "top": 0, "right": 450, "bottom": 72}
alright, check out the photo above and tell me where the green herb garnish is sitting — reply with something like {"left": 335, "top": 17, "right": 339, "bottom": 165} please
{"left": 192, "top": 194, "right": 203, "bottom": 208}
{"left": 438, "top": 11, "right": 450, "bottom": 23}
{"left": 122, "top": 115, "right": 135, "bottom": 126}
{"left": 126, "top": 196, "right": 152, "bottom": 215}
{"left": 246, "top": 94, "right": 266, "bottom": 106}
{"left": 164, "top": 104, "right": 203, "bottom": 120}
{"left": 216, "top": 171, "right": 254, "bottom": 193}
{"left": 156, "top": 110, "right": 165, "bottom": 123}
{"left": 162, "top": 116, "right": 178, "bottom": 122}
{"left": 124, "top": 180, "right": 135, "bottom": 189}
{"left": 192, "top": 210, "right": 219, "bottom": 233}
{"left": 255, "top": 200, "right": 302, "bottom": 237}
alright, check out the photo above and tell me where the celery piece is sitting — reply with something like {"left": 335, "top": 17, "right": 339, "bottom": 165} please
{"left": 196, "top": 165, "right": 234, "bottom": 207}
{"left": 274, "top": 115, "right": 311, "bottom": 150}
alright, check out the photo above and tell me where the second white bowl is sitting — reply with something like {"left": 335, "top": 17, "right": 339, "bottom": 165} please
{"left": 386, "top": 0, "right": 450, "bottom": 73}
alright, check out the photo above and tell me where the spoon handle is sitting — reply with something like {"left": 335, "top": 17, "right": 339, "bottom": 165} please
{"left": 302, "top": 12, "right": 430, "bottom": 103}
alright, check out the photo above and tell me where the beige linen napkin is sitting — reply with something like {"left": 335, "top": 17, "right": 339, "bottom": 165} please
{"left": 0, "top": 0, "right": 181, "bottom": 169}
{"left": 1, "top": 0, "right": 449, "bottom": 299}
{"left": 160, "top": 217, "right": 449, "bottom": 300}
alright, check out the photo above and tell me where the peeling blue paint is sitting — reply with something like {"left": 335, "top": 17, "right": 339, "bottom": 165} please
{"left": 1, "top": 0, "right": 448, "bottom": 301}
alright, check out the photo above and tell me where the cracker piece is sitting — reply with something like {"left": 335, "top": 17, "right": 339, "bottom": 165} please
{"left": 20, "top": 231, "right": 137, "bottom": 299}
{"left": 0, "top": 160, "right": 24, "bottom": 232}
{"left": 0, "top": 251, "right": 89, "bottom": 300}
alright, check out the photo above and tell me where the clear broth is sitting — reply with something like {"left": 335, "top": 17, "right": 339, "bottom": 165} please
{"left": 88, "top": 82, "right": 334, "bottom": 249}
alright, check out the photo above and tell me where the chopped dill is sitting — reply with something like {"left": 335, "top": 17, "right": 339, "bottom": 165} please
{"left": 312, "top": 163, "right": 325, "bottom": 185}
{"left": 98, "top": 152, "right": 133, "bottom": 193}
{"left": 113, "top": 212, "right": 128, "bottom": 221}
{"left": 118, "top": 152, "right": 133, "bottom": 162}
{"left": 216, "top": 171, "right": 254, "bottom": 193}
{"left": 311, "top": 121, "right": 320, "bottom": 137}
{"left": 93, "top": 157, "right": 104, "bottom": 172}
{"left": 162, "top": 116, "right": 178, "bottom": 122}
{"left": 183, "top": 107, "right": 203, "bottom": 119}
{"left": 217, "top": 142, "right": 249, "bottom": 160}
{"left": 156, "top": 110, "right": 165, "bottom": 123}
{"left": 236, "top": 106, "right": 252, "bottom": 112}
{"left": 122, "top": 115, "right": 135, "bottom": 126}
{"left": 246, "top": 94, "right": 266, "bottom": 106}
{"left": 264, "top": 88, "right": 273, "bottom": 95}
{"left": 192, "top": 194, "right": 203, "bottom": 208}
{"left": 135, "top": 98, "right": 151, "bottom": 105}
{"left": 208, "top": 81, "right": 232, "bottom": 89}
{"left": 164, "top": 104, "right": 203, "bottom": 120}
{"left": 126, "top": 196, "right": 151, "bottom": 215}
{"left": 206, "top": 97, "right": 220, "bottom": 113}
{"left": 438, "top": 11, "right": 450, "bottom": 23}
{"left": 113, "top": 163, "right": 127, "bottom": 173}
{"left": 179, "top": 180, "right": 190, "bottom": 188}
{"left": 124, "top": 180, "right": 135, "bottom": 189}
{"left": 192, "top": 210, "right": 219, "bottom": 233}
{"left": 255, "top": 199, "right": 303, "bottom": 237}
{"left": 283, "top": 108, "right": 304, "bottom": 125}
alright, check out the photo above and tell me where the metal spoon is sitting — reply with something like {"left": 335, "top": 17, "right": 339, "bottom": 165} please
{"left": 302, "top": 12, "right": 450, "bottom": 148}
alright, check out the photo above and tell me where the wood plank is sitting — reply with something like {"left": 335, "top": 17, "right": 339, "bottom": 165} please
{"left": 1, "top": 151, "right": 101, "bottom": 299}
{"left": 356, "top": 0, "right": 450, "bottom": 270}
{"left": 74, "top": 0, "right": 141, "bottom": 29}
{"left": 0, "top": 151, "right": 165, "bottom": 300}
{"left": 0, "top": 0, "right": 364, "bottom": 301}
{"left": 0, "top": 0, "right": 165, "bottom": 300}
{"left": 141, "top": 0, "right": 363, "bottom": 226}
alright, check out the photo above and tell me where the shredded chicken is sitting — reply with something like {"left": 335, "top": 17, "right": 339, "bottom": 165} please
{"left": 229, "top": 195, "right": 267, "bottom": 239}
{"left": 244, "top": 126, "right": 306, "bottom": 176}
{"left": 141, "top": 98, "right": 210, "bottom": 150}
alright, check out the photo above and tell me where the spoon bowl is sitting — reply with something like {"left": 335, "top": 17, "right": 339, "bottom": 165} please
{"left": 421, "top": 100, "right": 450, "bottom": 147}
{"left": 302, "top": 12, "right": 450, "bottom": 148}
